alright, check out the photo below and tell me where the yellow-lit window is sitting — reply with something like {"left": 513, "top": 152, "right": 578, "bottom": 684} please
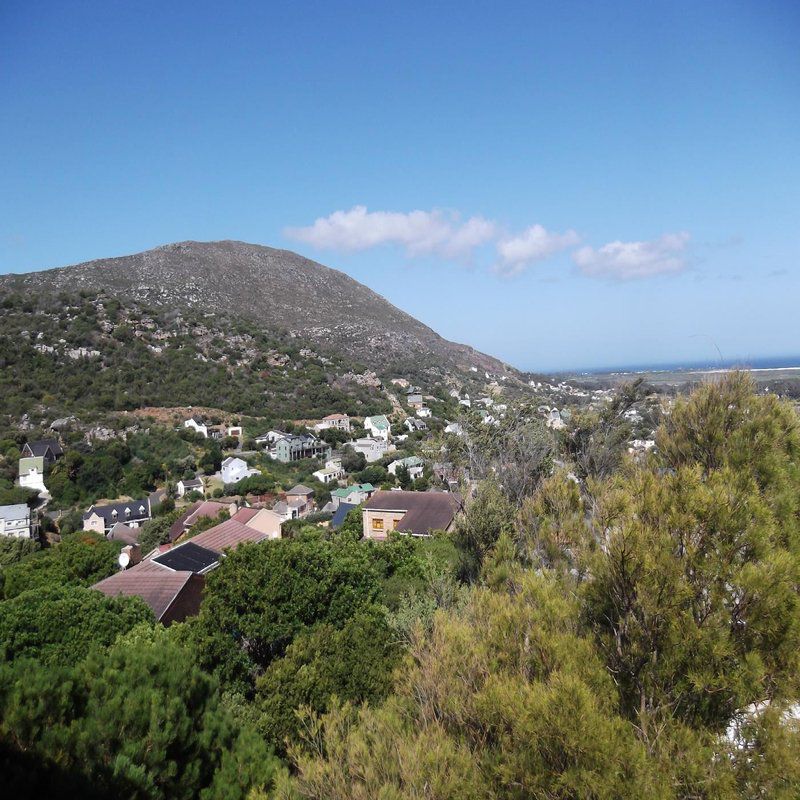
{"left": 372, "top": 518, "right": 384, "bottom": 531}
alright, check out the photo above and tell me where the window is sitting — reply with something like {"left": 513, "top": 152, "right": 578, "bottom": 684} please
{"left": 372, "top": 517, "right": 384, "bottom": 531}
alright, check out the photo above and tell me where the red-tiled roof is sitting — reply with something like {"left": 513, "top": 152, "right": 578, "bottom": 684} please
{"left": 232, "top": 507, "right": 259, "bottom": 523}
{"left": 169, "top": 500, "right": 230, "bottom": 542}
{"left": 93, "top": 561, "right": 204, "bottom": 623}
{"left": 363, "top": 491, "right": 462, "bottom": 536}
{"left": 191, "top": 518, "right": 268, "bottom": 552}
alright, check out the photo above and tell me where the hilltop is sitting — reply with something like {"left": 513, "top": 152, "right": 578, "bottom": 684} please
{"left": 0, "top": 240, "right": 514, "bottom": 379}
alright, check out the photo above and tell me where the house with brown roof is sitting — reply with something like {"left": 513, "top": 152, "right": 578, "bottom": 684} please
{"left": 362, "top": 490, "right": 462, "bottom": 540}
{"left": 232, "top": 507, "right": 282, "bottom": 539}
{"left": 93, "top": 510, "right": 277, "bottom": 622}
{"left": 168, "top": 500, "right": 236, "bottom": 543}
{"left": 314, "top": 413, "right": 351, "bottom": 433}
{"left": 93, "top": 559, "right": 206, "bottom": 625}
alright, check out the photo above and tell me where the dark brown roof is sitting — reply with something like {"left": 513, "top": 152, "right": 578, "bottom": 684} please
{"left": 93, "top": 563, "right": 205, "bottom": 623}
{"left": 168, "top": 500, "right": 230, "bottom": 542}
{"left": 232, "top": 507, "right": 259, "bottom": 523}
{"left": 169, "top": 502, "right": 201, "bottom": 541}
{"left": 363, "top": 491, "right": 462, "bottom": 536}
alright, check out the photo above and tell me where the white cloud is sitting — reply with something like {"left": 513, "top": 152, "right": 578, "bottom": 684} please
{"left": 572, "top": 232, "right": 690, "bottom": 280}
{"left": 285, "top": 205, "right": 497, "bottom": 260}
{"left": 495, "top": 225, "right": 580, "bottom": 276}
{"left": 286, "top": 206, "right": 692, "bottom": 283}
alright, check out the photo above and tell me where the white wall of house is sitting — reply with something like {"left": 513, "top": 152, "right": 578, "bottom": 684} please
{"left": 0, "top": 505, "right": 32, "bottom": 538}
{"left": 19, "top": 466, "right": 46, "bottom": 494}
{"left": 184, "top": 419, "right": 208, "bottom": 437}
{"left": 221, "top": 457, "right": 258, "bottom": 484}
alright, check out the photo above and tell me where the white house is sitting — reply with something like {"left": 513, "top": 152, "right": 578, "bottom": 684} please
{"left": 18, "top": 456, "right": 47, "bottom": 495}
{"left": 388, "top": 456, "right": 424, "bottom": 480}
{"left": 221, "top": 457, "right": 260, "bottom": 485}
{"left": 313, "top": 461, "right": 346, "bottom": 484}
{"left": 416, "top": 406, "right": 432, "bottom": 418}
{"left": 314, "top": 413, "right": 351, "bottom": 433}
{"left": 255, "top": 430, "right": 288, "bottom": 447}
{"left": 184, "top": 417, "right": 209, "bottom": 437}
{"left": 352, "top": 437, "right": 393, "bottom": 463}
{"left": 404, "top": 417, "right": 427, "bottom": 432}
{"left": 363, "top": 415, "right": 391, "bottom": 441}
{"left": 0, "top": 504, "right": 32, "bottom": 538}
{"left": 176, "top": 477, "right": 204, "bottom": 497}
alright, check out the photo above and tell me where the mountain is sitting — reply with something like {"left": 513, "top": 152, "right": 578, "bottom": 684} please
{"left": 0, "top": 240, "right": 513, "bottom": 377}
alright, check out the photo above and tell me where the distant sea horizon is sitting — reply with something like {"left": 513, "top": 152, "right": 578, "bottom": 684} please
{"left": 545, "top": 354, "right": 800, "bottom": 377}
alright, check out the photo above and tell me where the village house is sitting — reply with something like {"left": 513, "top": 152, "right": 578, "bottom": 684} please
{"left": 330, "top": 483, "right": 375, "bottom": 509}
{"left": 388, "top": 456, "right": 424, "bottom": 480}
{"left": 363, "top": 414, "right": 391, "bottom": 441}
{"left": 0, "top": 504, "right": 33, "bottom": 538}
{"left": 404, "top": 417, "right": 427, "bottom": 432}
{"left": 313, "top": 413, "right": 351, "bottom": 433}
{"left": 416, "top": 406, "right": 432, "bottom": 418}
{"left": 270, "top": 433, "right": 331, "bottom": 463}
{"left": 221, "top": 456, "right": 260, "bottom": 485}
{"left": 18, "top": 456, "right": 47, "bottom": 495}
{"left": 183, "top": 417, "right": 226, "bottom": 439}
{"left": 168, "top": 500, "right": 236, "bottom": 543}
{"left": 272, "top": 484, "right": 315, "bottom": 521}
{"left": 406, "top": 392, "right": 424, "bottom": 410}
{"left": 176, "top": 477, "right": 204, "bottom": 498}
{"left": 93, "top": 511, "right": 276, "bottom": 624}
{"left": 313, "top": 458, "right": 345, "bottom": 484}
{"left": 183, "top": 417, "right": 209, "bottom": 437}
{"left": 362, "top": 491, "right": 461, "bottom": 539}
{"left": 83, "top": 499, "right": 151, "bottom": 534}
{"left": 255, "top": 430, "right": 287, "bottom": 447}
{"left": 231, "top": 506, "right": 283, "bottom": 539}
{"left": 21, "top": 438, "right": 63, "bottom": 465}
{"left": 352, "top": 436, "right": 393, "bottom": 463}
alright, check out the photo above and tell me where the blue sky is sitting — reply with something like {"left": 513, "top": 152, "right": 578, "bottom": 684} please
{"left": 1, "top": 1, "right": 798, "bottom": 372}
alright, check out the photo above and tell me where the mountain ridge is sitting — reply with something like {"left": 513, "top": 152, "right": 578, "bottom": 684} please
{"left": 0, "top": 240, "right": 515, "bottom": 379}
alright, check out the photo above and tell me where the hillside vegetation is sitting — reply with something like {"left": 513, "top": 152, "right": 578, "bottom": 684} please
{"left": 1, "top": 374, "right": 799, "bottom": 798}
{"left": 0, "top": 289, "right": 390, "bottom": 422}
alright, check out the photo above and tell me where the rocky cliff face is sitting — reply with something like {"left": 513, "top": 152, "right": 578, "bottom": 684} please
{"left": 1, "top": 240, "right": 513, "bottom": 378}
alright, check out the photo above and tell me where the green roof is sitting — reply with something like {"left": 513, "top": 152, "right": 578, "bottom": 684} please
{"left": 19, "top": 456, "right": 44, "bottom": 474}
{"left": 332, "top": 483, "right": 375, "bottom": 498}
{"left": 366, "top": 415, "right": 390, "bottom": 429}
